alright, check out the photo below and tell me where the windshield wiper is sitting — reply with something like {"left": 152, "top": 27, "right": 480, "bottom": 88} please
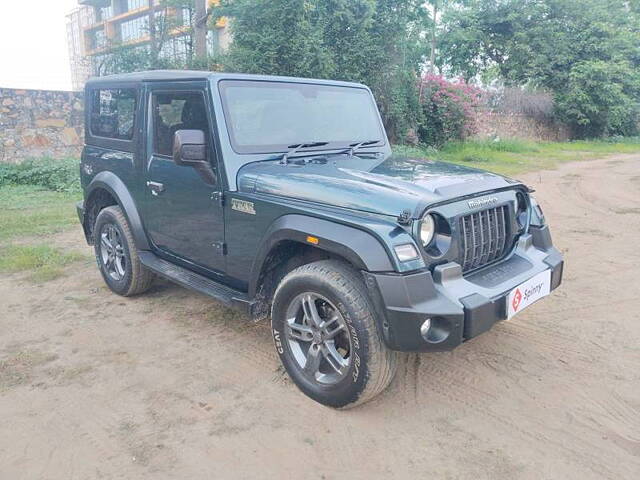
{"left": 280, "top": 142, "right": 329, "bottom": 165}
{"left": 344, "top": 140, "right": 380, "bottom": 159}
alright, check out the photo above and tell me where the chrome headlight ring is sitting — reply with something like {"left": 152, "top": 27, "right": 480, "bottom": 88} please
{"left": 419, "top": 213, "right": 436, "bottom": 247}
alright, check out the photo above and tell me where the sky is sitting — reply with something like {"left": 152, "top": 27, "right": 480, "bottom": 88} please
{"left": 0, "top": 1, "right": 80, "bottom": 91}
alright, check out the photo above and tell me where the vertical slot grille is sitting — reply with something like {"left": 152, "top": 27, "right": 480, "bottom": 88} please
{"left": 460, "top": 205, "right": 509, "bottom": 272}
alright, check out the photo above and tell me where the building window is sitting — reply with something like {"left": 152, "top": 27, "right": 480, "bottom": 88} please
{"left": 90, "top": 89, "right": 137, "bottom": 140}
{"left": 180, "top": 7, "right": 192, "bottom": 27}
{"left": 96, "top": 5, "right": 114, "bottom": 22}
{"left": 120, "top": 16, "right": 148, "bottom": 43}
{"left": 90, "top": 29, "right": 107, "bottom": 50}
{"left": 128, "top": 0, "right": 147, "bottom": 11}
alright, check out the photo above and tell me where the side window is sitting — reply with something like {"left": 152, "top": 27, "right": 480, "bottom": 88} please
{"left": 90, "top": 89, "right": 137, "bottom": 140}
{"left": 152, "top": 92, "right": 211, "bottom": 157}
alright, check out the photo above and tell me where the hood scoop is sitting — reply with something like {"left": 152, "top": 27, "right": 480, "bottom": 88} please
{"left": 237, "top": 154, "right": 522, "bottom": 218}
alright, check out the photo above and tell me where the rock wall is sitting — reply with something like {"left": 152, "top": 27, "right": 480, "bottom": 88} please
{"left": 474, "top": 111, "right": 570, "bottom": 142}
{"left": 0, "top": 88, "right": 84, "bottom": 163}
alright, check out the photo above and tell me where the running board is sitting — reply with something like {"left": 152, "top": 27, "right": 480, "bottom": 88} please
{"left": 138, "top": 251, "right": 252, "bottom": 312}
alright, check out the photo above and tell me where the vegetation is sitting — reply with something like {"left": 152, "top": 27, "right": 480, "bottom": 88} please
{"left": 213, "top": 0, "right": 428, "bottom": 141}
{"left": 417, "top": 74, "right": 483, "bottom": 146}
{"left": 438, "top": 0, "right": 640, "bottom": 138}
{"left": 0, "top": 184, "right": 85, "bottom": 282}
{"left": 394, "top": 138, "right": 640, "bottom": 176}
{"left": 0, "top": 245, "right": 85, "bottom": 282}
{"left": 0, "top": 158, "right": 80, "bottom": 193}
{"left": 98, "top": 0, "right": 216, "bottom": 75}
{"left": 95, "top": 0, "right": 640, "bottom": 145}
{"left": 0, "top": 185, "right": 80, "bottom": 242}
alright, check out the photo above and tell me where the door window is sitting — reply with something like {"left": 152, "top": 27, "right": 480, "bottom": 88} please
{"left": 152, "top": 92, "right": 211, "bottom": 157}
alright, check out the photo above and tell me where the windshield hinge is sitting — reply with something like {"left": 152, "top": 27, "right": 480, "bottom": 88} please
{"left": 397, "top": 209, "right": 412, "bottom": 225}
{"left": 211, "top": 191, "right": 225, "bottom": 206}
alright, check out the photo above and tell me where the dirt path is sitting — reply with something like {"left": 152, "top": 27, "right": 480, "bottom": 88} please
{"left": 1, "top": 155, "right": 639, "bottom": 479}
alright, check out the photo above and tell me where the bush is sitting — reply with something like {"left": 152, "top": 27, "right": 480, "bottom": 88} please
{"left": 417, "top": 75, "right": 483, "bottom": 147}
{"left": 0, "top": 158, "right": 80, "bottom": 193}
{"left": 554, "top": 60, "right": 640, "bottom": 138}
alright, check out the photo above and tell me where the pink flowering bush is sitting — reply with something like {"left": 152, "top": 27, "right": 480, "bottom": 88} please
{"left": 417, "top": 74, "right": 484, "bottom": 146}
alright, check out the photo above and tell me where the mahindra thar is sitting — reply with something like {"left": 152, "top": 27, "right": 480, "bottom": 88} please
{"left": 77, "top": 71, "right": 563, "bottom": 408}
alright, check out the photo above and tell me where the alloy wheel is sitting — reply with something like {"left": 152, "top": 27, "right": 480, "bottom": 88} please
{"left": 100, "top": 224, "right": 126, "bottom": 281}
{"left": 284, "top": 292, "right": 352, "bottom": 385}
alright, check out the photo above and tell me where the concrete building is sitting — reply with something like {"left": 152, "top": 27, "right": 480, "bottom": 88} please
{"left": 66, "top": 0, "right": 230, "bottom": 90}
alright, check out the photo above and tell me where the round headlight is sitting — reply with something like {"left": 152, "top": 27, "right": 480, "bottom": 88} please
{"left": 420, "top": 214, "right": 436, "bottom": 246}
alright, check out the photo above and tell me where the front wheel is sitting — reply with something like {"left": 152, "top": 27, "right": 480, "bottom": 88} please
{"left": 271, "top": 260, "right": 397, "bottom": 408}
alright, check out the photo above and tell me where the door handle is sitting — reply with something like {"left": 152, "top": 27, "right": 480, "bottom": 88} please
{"left": 146, "top": 181, "right": 165, "bottom": 196}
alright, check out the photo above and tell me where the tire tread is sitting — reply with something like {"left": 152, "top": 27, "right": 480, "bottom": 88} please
{"left": 274, "top": 259, "right": 397, "bottom": 408}
{"left": 97, "top": 206, "right": 154, "bottom": 296}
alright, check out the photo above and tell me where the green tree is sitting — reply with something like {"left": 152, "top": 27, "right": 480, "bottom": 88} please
{"left": 213, "top": 0, "right": 429, "bottom": 141}
{"left": 555, "top": 60, "right": 640, "bottom": 137}
{"left": 99, "top": 0, "right": 215, "bottom": 75}
{"left": 438, "top": 0, "right": 640, "bottom": 137}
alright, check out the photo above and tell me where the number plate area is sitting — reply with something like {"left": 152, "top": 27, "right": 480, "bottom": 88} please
{"left": 507, "top": 269, "right": 551, "bottom": 319}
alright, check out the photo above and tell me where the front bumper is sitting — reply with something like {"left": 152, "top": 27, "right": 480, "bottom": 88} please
{"left": 364, "top": 225, "right": 564, "bottom": 352}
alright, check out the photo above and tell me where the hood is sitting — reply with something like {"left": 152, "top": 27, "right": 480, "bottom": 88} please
{"left": 237, "top": 153, "right": 522, "bottom": 218}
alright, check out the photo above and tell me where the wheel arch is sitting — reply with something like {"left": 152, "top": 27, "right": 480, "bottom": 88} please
{"left": 83, "top": 171, "right": 149, "bottom": 250}
{"left": 249, "top": 214, "right": 394, "bottom": 300}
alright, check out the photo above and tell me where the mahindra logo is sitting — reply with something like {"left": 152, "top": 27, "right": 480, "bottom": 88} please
{"left": 468, "top": 196, "right": 499, "bottom": 209}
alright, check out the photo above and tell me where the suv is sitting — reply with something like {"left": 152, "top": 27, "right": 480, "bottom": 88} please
{"left": 77, "top": 71, "right": 563, "bottom": 408}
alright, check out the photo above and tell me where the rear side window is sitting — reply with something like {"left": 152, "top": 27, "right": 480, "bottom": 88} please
{"left": 90, "top": 89, "right": 137, "bottom": 140}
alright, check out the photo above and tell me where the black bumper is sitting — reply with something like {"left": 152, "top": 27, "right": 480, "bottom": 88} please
{"left": 364, "top": 229, "right": 564, "bottom": 352}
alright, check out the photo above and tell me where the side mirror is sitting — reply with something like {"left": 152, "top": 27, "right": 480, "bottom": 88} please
{"left": 172, "top": 129, "right": 216, "bottom": 185}
{"left": 173, "top": 129, "right": 207, "bottom": 166}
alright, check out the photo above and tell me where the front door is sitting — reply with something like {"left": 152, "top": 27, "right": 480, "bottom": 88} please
{"left": 142, "top": 82, "right": 225, "bottom": 273}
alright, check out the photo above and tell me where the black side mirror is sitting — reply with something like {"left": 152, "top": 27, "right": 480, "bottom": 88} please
{"left": 172, "top": 129, "right": 216, "bottom": 185}
{"left": 173, "top": 129, "right": 207, "bottom": 165}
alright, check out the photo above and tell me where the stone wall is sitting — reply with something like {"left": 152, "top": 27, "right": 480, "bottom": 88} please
{"left": 474, "top": 111, "right": 570, "bottom": 142}
{"left": 0, "top": 88, "right": 84, "bottom": 164}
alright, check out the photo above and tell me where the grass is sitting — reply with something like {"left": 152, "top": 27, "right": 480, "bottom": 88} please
{"left": 393, "top": 138, "right": 640, "bottom": 176}
{"left": 0, "top": 244, "right": 86, "bottom": 282}
{"left": 0, "top": 184, "right": 85, "bottom": 282}
{"left": 0, "top": 185, "right": 81, "bottom": 242}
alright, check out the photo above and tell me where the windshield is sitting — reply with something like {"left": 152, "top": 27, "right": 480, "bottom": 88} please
{"left": 218, "top": 80, "right": 385, "bottom": 154}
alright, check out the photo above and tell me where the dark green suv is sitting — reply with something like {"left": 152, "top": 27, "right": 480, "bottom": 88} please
{"left": 77, "top": 71, "right": 563, "bottom": 408}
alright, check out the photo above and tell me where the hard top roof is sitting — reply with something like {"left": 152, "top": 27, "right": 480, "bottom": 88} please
{"left": 85, "top": 70, "right": 366, "bottom": 89}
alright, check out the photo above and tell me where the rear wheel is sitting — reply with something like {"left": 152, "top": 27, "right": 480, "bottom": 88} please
{"left": 271, "top": 260, "right": 397, "bottom": 408}
{"left": 94, "top": 206, "right": 154, "bottom": 296}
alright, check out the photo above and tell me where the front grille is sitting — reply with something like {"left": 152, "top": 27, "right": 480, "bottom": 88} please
{"left": 460, "top": 205, "right": 510, "bottom": 272}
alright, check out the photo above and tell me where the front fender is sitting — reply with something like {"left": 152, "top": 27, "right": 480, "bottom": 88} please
{"left": 249, "top": 214, "right": 413, "bottom": 297}
{"left": 85, "top": 171, "right": 150, "bottom": 250}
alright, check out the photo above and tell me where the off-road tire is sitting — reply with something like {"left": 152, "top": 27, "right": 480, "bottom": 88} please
{"left": 94, "top": 206, "right": 154, "bottom": 296}
{"left": 271, "top": 259, "right": 397, "bottom": 408}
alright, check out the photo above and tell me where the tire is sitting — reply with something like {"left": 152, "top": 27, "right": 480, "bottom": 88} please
{"left": 94, "top": 205, "right": 154, "bottom": 296}
{"left": 271, "top": 260, "right": 397, "bottom": 408}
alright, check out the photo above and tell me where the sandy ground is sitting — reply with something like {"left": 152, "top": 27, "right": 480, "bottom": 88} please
{"left": 1, "top": 155, "right": 639, "bottom": 479}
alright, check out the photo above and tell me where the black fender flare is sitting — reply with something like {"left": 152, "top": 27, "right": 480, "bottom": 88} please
{"left": 85, "top": 171, "right": 150, "bottom": 250}
{"left": 248, "top": 214, "right": 394, "bottom": 297}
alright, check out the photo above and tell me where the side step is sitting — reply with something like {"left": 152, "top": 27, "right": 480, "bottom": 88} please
{"left": 139, "top": 251, "right": 252, "bottom": 312}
